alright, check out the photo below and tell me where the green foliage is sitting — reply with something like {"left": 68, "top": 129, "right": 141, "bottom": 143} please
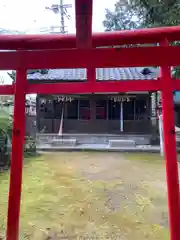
{"left": 24, "top": 136, "right": 37, "bottom": 157}
{"left": 0, "top": 108, "right": 37, "bottom": 169}
{"left": 132, "top": 0, "right": 180, "bottom": 27}
{"left": 132, "top": 0, "right": 180, "bottom": 77}
{"left": 0, "top": 109, "right": 12, "bottom": 168}
{"left": 7, "top": 71, "right": 16, "bottom": 82}
{"left": 0, "top": 109, "right": 12, "bottom": 138}
{"left": 103, "top": 1, "right": 140, "bottom": 31}
{"left": 103, "top": 0, "right": 180, "bottom": 77}
{"left": 103, "top": 0, "right": 180, "bottom": 31}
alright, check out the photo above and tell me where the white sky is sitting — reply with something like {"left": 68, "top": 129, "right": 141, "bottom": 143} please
{"left": 0, "top": 0, "right": 116, "bottom": 90}
{"left": 0, "top": 0, "right": 116, "bottom": 33}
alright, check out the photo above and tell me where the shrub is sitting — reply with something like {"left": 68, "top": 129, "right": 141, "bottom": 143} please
{"left": 24, "top": 136, "right": 37, "bottom": 157}
{"left": 0, "top": 109, "right": 12, "bottom": 168}
{"left": 0, "top": 108, "right": 37, "bottom": 169}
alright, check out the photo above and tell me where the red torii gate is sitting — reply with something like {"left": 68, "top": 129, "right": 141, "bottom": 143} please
{"left": 0, "top": 0, "right": 180, "bottom": 239}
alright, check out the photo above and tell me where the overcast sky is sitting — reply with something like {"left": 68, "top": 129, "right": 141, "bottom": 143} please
{"left": 0, "top": 0, "right": 117, "bottom": 88}
{"left": 0, "top": 0, "right": 116, "bottom": 33}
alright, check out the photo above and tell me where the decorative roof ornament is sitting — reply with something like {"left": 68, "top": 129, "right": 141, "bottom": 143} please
{"left": 141, "top": 68, "right": 152, "bottom": 75}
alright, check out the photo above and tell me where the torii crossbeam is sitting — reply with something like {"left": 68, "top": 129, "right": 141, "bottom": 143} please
{"left": 0, "top": 1, "right": 179, "bottom": 239}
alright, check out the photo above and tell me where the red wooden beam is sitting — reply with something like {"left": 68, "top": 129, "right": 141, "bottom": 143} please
{"left": 2, "top": 46, "right": 180, "bottom": 70}
{"left": 160, "top": 39, "right": 180, "bottom": 240}
{"left": 174, "top": 80, "right": 180, "bottom": 90}
{"left": 26, "top": 80, "right": 161, "bottom": 94}
{"left": 0, "top": 79, "right": 179, "bottom": 96}
{"left": 1, "top": 26, "right": 180, "bottom": 50}
{"left": 6, "top": 69, "right": 26, "bottom": 240}
{"left": 0, "top": 85, "right": 14, "bottom": 94}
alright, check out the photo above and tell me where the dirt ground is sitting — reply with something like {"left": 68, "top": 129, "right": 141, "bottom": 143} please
{"left": 47, "top": 151, "right": 169, "bottom": 239}
{"left": 69, "top": 152, "right": 168, "bottom": 221}
{"left": 0, "top": 151, "right": 171, "bottom": 239}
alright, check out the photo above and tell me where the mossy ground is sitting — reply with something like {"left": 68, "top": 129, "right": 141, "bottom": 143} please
{"left": 0, "top": 152, "right": 170, "bottom": 239}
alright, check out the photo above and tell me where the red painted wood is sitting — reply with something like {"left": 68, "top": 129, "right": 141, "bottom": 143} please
{"left": 0, "top": 85, "right": 14, "bottom": 94}
{"left": 1, "top": 46, "right": 180, "bottom": 70}
{"left": 1, "top": 79, "right": 180, "bottom": 95}
{"left": 87, "top": 68, "right": 96, "bottom": 83}
{"left": 75, "top": 0, "right": 96, "bottom": 83}
{"left": 1, "top": 26, "right": 180, "bottom": 49}
{"left": 26, "top": 80, "right": 161, "bottom": 94}
{"left": 160, "top": 39, "right": 180, "bottom": 240}
{"left": 0, "top": 16, "right": 179, "bottom": 240}
{"left": 174, "top": 80, "right": 180, "bottom": 90}
{"left": 6, "top": 68, "right": 26, "bottom": 240}
{"left": 75, "top": 0, "right": 93, "bottom": 48}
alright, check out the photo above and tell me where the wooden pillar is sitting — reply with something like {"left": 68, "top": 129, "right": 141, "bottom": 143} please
{"left": 120, "top": 101, "right": 124, "bottom": 132}
{"left": 77, "top": 99, "right": 80, "bottom": 120}
{"left": 90, "top": 96, "right": 96, "bottom": 120}
{"left": 6, "top": 67, "right": 26, "bottom": 240}
{"left": 146, "top": 93, "right": 151, "bottom": 119}
{"left": 36, "top": 95, "right": 40, "bottom": 131}
{"left": 160, "top": 39, "right": 180, "bottom": 240}
{"left": 133, "top": 97, "right": 136, "bottom": 120}
{"left": 155, "top": 91, "right": 158, "bottom": 130}
{"left": 64, "top": 101, "right": 67, "bottom": 119}
{"left": 106, "top": 99, "right": 109, "bottom": 120}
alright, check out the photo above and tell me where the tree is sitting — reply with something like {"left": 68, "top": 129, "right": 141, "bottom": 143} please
{"left": 127, "top": 0, "right": 178, "bottom": 29}
{"left": 103, "top": 0, "right": 180, "bottom": 76}
{"left": 0, "top": 108, "right": 12, "bottom": 168}
{"left": 103, "top": 1, "right": 140, "bottom": 31}
{"left": 131, "top": 0, "right": 180, "bottom": 77}
{"left": 103, "top": 0, "right": 180, "bottom": 30}
{"left": 131, "top": 0, "right": 180, "bottom": 27}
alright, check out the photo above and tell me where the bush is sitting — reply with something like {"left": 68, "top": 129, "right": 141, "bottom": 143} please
{"left": 0, "top": 108, "right": 37, "bottom": 169}
{"left": 24, "top": 136, "right": 37, "bottom": 157}
{"left": 0, "top": 110, "right": 12, "bottom": 169}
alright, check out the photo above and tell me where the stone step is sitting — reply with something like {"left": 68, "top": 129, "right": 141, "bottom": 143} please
{"left": 36, "top": 134, "right": 151, "bottom": 146}
{"left": 109, "top": 139, "right": 136, "bottom": 148}
{"left": 51, "top": 139, "right": 77, "bottom": 147}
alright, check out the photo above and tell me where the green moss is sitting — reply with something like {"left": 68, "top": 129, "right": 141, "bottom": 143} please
{"left": 124, "top": 153, "right": 164, "bottom": 163}
{"left": 0, "top": 153, "right": 169, "bottom": 239}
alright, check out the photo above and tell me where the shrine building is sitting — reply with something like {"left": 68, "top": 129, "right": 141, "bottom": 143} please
{"left": 27, "top": 67, "right": 160, "bottom": 135}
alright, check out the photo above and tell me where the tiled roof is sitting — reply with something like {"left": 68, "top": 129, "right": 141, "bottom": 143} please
{"left": 27, "top": 67, "right": 159, "bottom": 81}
